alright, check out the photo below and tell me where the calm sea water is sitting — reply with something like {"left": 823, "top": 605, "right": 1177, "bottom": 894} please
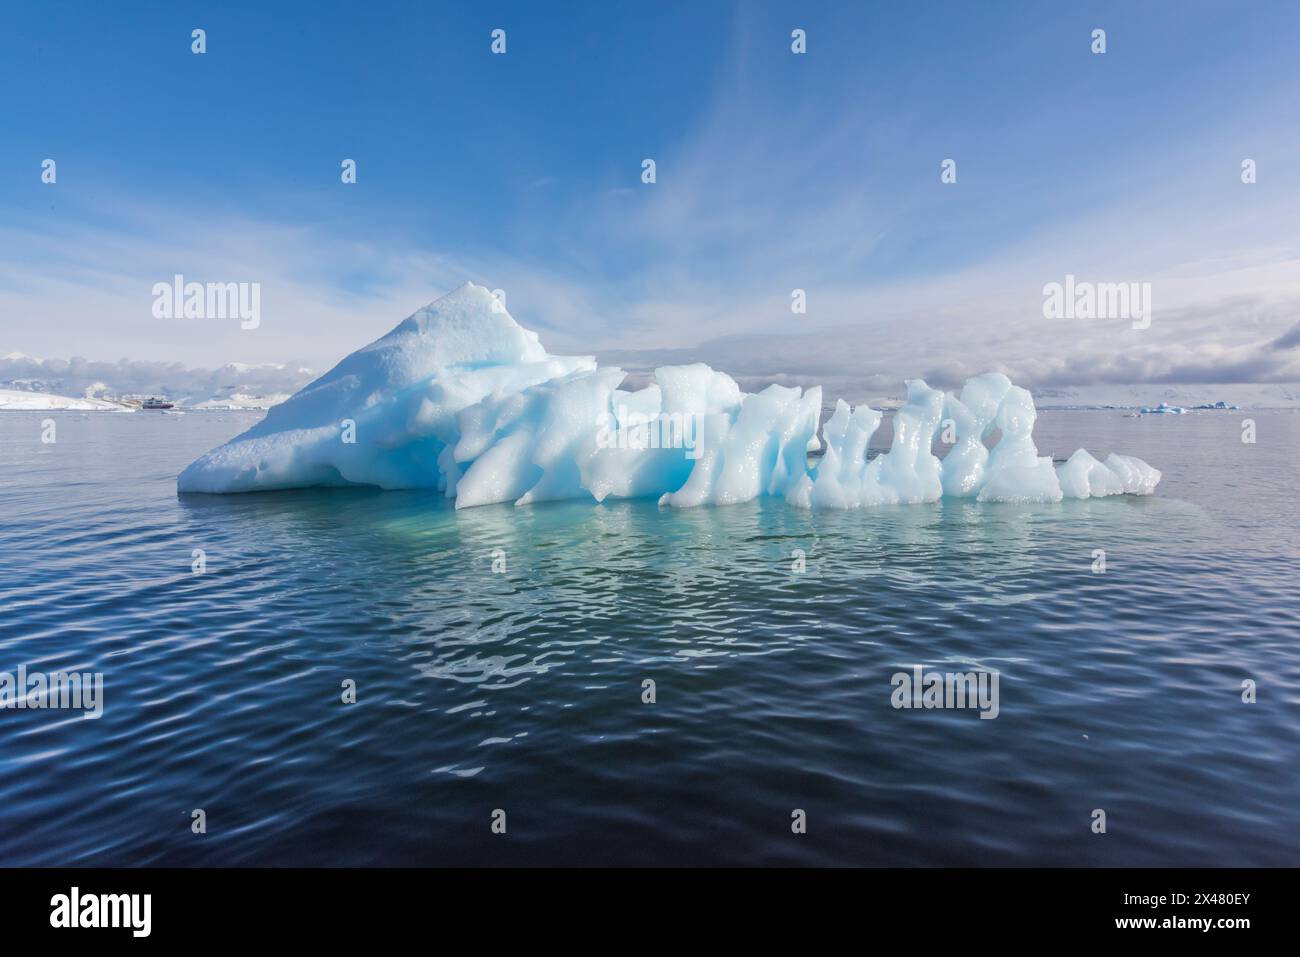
{"left": 0, "top": 409, "right": 1296, "bottom": 866}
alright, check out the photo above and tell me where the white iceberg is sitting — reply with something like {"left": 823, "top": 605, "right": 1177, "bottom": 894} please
{"left": 178, "top": 283, "right": 1162, "bottom": 507}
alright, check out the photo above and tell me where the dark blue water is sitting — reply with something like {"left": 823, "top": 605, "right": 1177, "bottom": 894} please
{"left": 1, "top": 409, "right": 1296, "bottom": 865}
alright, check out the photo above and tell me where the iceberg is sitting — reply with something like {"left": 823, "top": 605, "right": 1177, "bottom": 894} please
{"left": 178, "top": 283, "right": 1162, "bottom": 508}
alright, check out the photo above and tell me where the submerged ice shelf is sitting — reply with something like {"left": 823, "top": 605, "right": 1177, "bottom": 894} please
{"left": 178, "top": 283, "right": 1161, "bottom": 507}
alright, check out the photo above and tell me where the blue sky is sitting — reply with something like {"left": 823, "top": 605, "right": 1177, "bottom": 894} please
{"left": 2, "top": 0, "right": 1299, "bottom": 394}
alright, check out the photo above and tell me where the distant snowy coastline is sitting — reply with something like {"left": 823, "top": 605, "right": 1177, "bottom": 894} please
{"left": 0, "top": 388, "right": 134, "bottom": 412}
{"left": 1029, "top": 383, "right": 1295, "bottom": 411}
{"left": 0, "top": 351, "right": 310, "bottom": 411}
{"left": 5, "top": 345, "right": 1295, "bottom": 416}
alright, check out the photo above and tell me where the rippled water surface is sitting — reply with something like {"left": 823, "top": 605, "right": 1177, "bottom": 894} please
{"left": 1, "top": 409, "right": 1297, "bottom": 865}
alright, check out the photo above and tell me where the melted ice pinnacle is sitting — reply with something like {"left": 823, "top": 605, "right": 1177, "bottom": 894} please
{"left": 178, "top": 283, "right": 1161, "bottom": 507}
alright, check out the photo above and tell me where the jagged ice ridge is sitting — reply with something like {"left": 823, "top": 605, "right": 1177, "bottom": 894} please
{"left": 178, "top": 283, "right": 1161, "bottom": 507}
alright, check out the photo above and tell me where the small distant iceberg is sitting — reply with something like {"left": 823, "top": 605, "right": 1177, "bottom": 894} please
{"left": 178, "top": 283, "right": 1161, "bottom": 507}
{"left": 1138, "top": 399, "right": 1241, "bottom": 414}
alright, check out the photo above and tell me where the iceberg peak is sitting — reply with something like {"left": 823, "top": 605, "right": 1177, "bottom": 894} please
{"left": 372, "top": 282, "right": 548, "bottom": 368}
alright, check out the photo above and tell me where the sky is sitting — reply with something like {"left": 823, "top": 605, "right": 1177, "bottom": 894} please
{"left": 2, "top": 0, "right": 1300, "bottom": 397}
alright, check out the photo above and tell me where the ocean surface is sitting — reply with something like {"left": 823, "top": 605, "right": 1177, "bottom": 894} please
{"left": 1, "top": 408, "right": 1296, "bottom": 866}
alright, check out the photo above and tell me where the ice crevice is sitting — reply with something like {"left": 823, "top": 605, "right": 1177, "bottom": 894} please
{"left": 178, "top": 283, "right": 1161, "bottom": 507}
